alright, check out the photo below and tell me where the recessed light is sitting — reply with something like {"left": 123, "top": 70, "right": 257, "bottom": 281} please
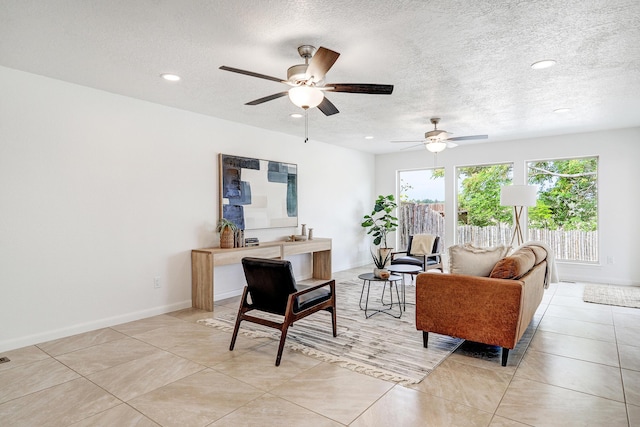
{"left": 554, "top": 108, "right": 571, "bottom": 113}
{"left": 531, "top": 59, "right": 557, "bottom": 70}
{"left": 364, "top": 136, "right": 374, "bottom": 140}
{"left": 290, "top": 113, "right": 303, "bottom": 118}
{"left": 160, "top": 73, "right": 181, "bottom": 82}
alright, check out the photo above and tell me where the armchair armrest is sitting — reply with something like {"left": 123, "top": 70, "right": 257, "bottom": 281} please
{"left": 293, "top": 279, "right": 335, "bottom": 297}
{"left": 390, "top": 250, "right": 408, "bottom": 260}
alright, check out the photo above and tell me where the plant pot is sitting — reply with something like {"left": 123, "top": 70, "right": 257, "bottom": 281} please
{"left": 379, "top": 247, "right": 393, "bottom": 263}
{"left": 373, "top": 268, "right": 390, "bottom": 279}
{"left": 220, "top": 228, "right": 235, "bottom": 248}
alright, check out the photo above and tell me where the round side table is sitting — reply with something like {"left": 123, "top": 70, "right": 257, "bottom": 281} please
{"left": 386, "top": 264, "right": 422, "bottom": 311}
{"left": 357, "top": 273, "right": 403, "bottom": 318}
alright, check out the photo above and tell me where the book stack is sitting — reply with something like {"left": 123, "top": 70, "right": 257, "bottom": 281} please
{"left": 244, "top": 237, "right": 259, "bottom": 247}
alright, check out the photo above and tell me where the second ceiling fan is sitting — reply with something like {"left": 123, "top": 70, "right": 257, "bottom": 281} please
{"left": 219, "top": 45, "right": 394, "bottom": 115}
{"left": 392, "top": 118, "right": 488, "bottom": 152}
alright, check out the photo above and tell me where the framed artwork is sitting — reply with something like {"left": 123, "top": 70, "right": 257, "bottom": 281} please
{"left": 219, "top": 154, "right": 298, "bottom": 230}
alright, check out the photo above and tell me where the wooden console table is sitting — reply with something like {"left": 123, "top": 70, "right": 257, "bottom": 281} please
{"left": 191, "top": 238, "right": 332, "bottom": 311}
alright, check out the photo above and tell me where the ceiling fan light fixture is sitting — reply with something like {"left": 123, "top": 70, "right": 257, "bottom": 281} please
{"left": 531, "top": 59, "right": 556, "bottom": 69}
{"left": 288, "top": 86, "right": 324, "bottom": 109}
{"left": 425, "top": 140, "right": 447, "bottom": 153}
{"left": 160, "top": 73, "right": 181, "bottom": 81}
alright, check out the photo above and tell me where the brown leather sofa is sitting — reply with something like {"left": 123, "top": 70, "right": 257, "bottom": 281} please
{"left": 415, "top": 244, "right": 549, "bottom": 366}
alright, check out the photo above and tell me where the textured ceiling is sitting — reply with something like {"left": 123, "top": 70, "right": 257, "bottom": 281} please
{"left": 1, "top": 0, "right": 639, "bottom": 154}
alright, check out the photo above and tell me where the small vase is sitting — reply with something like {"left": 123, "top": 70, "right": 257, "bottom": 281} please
{"left": 373, "top": 268, "right": 390, "bottom": 279}
{"left": 308, "top": 228, "right": 314, "bottom": 240}
{"left": 301, "top": 224, "right": 307, "bottom": 236}
{"left": 220, "top": 229, "right": 234, "bottom": 249}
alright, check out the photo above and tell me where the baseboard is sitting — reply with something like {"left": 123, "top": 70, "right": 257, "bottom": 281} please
{"left": 0, "top": 300, "right": 193, "bottom": 353}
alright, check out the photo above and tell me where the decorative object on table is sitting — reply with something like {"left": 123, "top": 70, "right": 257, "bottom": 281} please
{"left": 216, "top": 218, "right": 238, "bottom": 249}
{"left": 308, "top": 228, "right": 314, "bottom": 240}
{"left": 361, "top": 195, "right": 398, "bottom": 251}
{"left": 234, "top": 229, "right": 244, "bottom": 247}
{"left": 199, "top": 277, "right": 463, "bottom": 385}
{"left": 301, "top": 223, "right": 307, "bottom": 236}
{"left": 371, "top": 248, "right": 391, "bottom": 279}
{"left": 294, "top": 234, "right": 307, "bottom": 241}
{"left": 219, "top": 154, "right": 297, "bottom": 230}
{"left": 500, "top": 184, "right": 538, "bottom": 246}
{"left": 244, "top": 237, "right": 259, "bottom": 247}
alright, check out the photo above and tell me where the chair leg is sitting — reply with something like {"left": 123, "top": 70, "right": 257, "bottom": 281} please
{"left": 330, "top": 307, "right": 337, "bottom": 337}
{"left": 501, "top": 348, "right": 509, "bottom": 366}
{"left": 230, "top": 287, "right": 248, "bottom": 351}
{"left": 275, "top": 324, "right": 290, "bottom": 366}
{"left": 423, "top": 331, "right": 429, "bottom": 348}
{"left": 229, "top": 315, "right": 242, "bottom": 351}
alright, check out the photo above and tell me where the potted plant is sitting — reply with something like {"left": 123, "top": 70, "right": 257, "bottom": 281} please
{"left": 371, "top": 248, "right": 391, "bottom": 279}
{"left": 361, "top": 194, "right": 398, "bottom": 258}
{"left": 216, "top": 218, "right": 238, "bottom": 249}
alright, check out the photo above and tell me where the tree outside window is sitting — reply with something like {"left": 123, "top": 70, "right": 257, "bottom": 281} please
{"left": 527, "top": 157, "right": 598, "bottom": 262}
{"left": 456, "top": 164, "right": 513, "bottom": 246}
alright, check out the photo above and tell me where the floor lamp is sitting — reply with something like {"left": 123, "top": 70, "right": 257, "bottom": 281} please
{"left": 500, "top": 185, "right": 537, "bottom": 247}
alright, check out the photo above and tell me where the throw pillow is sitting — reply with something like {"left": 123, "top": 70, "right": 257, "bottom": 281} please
{"left": 490, "top": 247, "right": 536, "bottom": 279}
{"left": 448, "top": 244, "right": 510, "bottom": 277}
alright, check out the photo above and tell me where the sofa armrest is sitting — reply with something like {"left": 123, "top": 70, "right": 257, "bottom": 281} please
{"left": 415, "top": 273, "right": 525, "bottom": 349}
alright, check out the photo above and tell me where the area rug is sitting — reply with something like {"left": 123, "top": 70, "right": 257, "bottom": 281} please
{"left": 583, "top": 284, "right": 640, "bottom": 309}
{"left": 198, "top": 278, "right": 462, "bottom": 385}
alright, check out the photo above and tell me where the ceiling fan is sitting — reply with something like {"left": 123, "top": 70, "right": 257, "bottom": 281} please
{"left": 219, "top": 45, "right": 394, "bottom": 116}
{"left": 392, "top": 118, "right": 488, "bottom": 152}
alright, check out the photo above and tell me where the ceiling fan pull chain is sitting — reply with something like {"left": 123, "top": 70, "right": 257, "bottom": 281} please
{"left": 304, "top": 109, "right": 309, "bottom": 143}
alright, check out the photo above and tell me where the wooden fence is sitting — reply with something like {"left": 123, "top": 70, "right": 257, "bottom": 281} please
{"left": 398, "top": 203, "right": 598, "bottom": 262}
{"left": 397, "top": 203, "right": 446, "bottom": 250}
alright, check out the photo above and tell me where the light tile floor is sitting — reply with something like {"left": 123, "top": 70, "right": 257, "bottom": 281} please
{"left": 0, "top": 268, "right": 638, "bottom": 426}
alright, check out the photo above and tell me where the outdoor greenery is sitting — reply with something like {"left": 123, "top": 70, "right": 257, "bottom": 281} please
{"left": 528, "top": 158, "right": 598, "bottom": 231}
{"left": 448, "top": 158, "right": 597, "bottom": 232}
{"left": 452, "top": 164, "right": 513, "bottom": 227}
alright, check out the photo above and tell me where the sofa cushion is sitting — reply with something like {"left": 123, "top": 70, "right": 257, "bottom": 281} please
{"left": 449, "top": 244, "right": 510, "bottom": 277}
{"left": 528, "top": 245, "right": 547, "bottom": 265}
{"left": 490, "top": 247, "right": 536, "bottom": 279}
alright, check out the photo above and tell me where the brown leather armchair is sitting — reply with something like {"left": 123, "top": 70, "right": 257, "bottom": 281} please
{"left": 230, "top": 257, "right": 337, "bottom": 366}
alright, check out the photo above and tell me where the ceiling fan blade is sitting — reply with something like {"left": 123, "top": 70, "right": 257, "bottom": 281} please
{"left": 447, "top": 134, "right": 488, "bottom": 141}
{"left": 245, "top": 92, "right": 289, "bottom": 105}
{"left": 325, "top": 83, "right": 394, "bottom": 94}
{"left": 219, "top": 66, "right": 285, "bottom": 84}
{"left": 317, "top": 97, "right": 339, "bottom": 116}
{"left": 391, "top": 139, "right": 424, "bottom": 143}
{"left": 306, "top": 47, "right": 340, "bottom": 82}
{"left": 400, "top": 143, "right": 426, "bottom": 151}
{"left": 446, "top": 141, "right": 458, "bottom": 148}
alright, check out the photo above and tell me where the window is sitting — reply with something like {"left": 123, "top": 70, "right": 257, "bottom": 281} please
{"left": 397, "top": 169, "right": 445, "bottom": 250}
{"left": 456, "top": 163, "right": 513, "bottom": 246}
{"left": 527, "top": 157, "right": 598, "bottom": 262}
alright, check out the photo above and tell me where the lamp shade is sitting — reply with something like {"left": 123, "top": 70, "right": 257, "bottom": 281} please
{"left": 288, "top": 86, "right": 324, "bottom": 109}
{"left": 500, "top": 185, "right": 537, "bottom": 206}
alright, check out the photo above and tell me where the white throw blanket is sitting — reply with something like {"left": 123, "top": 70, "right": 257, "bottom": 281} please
{"left": 411, "top": 234, "right": 436, "bottom": 255}
{"left": 515, "top": 240, "right": 559, "bottom": 288}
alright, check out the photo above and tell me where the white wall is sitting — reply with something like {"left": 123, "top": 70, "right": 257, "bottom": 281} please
{"left": 0, "top": 66, "right": 375, "bottom": 351}
{"left": 375, "top": 127, "right": 640, "bottom": 286}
